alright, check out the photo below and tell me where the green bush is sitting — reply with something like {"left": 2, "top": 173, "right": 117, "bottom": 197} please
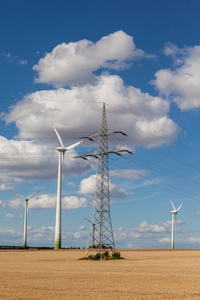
{"left": 93, "top": 253, "right": 101, "bottom": 260}
{"left": 112, "top": 252, "right": 121, "bottom": 259}
{"left": 79, "top": 251, "right": 124, "bottom": 260}
{"left": 104, "top": 251, "right": 109, "bottom": 259}
{"left": 87, "top": 255, "right": 94, "bottom": 260}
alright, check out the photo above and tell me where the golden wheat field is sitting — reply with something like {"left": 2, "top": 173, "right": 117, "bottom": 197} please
{"left": 0, "top": 249, "right": 200, "bottom": 300}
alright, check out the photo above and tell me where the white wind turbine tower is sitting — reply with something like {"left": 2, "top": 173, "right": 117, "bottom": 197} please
{"left": 13, "top": 190, "right": 40, "bottom": 248}
{"left": 53, "top": 125, "right": 83, "bottom": 249}
{"left": 170, "top": 200, "right": 183, "bottom": 249}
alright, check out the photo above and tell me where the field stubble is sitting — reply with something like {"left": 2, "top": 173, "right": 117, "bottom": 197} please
{"left": 0, "top": 249, "right": 200, "bottom": 299}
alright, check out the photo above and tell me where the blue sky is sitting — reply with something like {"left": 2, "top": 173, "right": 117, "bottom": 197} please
{"left": 1, "top": 0, "right": 200, "bottom": 249}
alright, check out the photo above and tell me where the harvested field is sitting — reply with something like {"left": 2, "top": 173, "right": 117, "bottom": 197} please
{"left": 0, "top": 249, "right": 200, "bottom": 299}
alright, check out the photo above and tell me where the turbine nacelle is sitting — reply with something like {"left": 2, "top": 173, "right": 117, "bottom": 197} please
{"left": 170, "top": 210, "right": 178, "bottom": 214}
{"left": 13, "top": 190, "right": 40, "bottom": 201}
{"left": 53, "top": 125, "right": 83, "bottom": 155}
{"left": 57, "top": 147, "right": 67, "bottom": 152}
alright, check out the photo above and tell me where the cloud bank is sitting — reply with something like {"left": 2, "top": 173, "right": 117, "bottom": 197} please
{"left": 130, "top": 220, "right": 184, "bottom": 239}
{"left": 1, "top": 31, "right": 182, "bottom": 184}
{"left": 0, "top": 136, "right": 89, "bottom": 182}
{"left": 7, "top": 194, "right": 89, "bottom": 210}
{"left": 4, "top": 74, "right": 179, "bottom": 150}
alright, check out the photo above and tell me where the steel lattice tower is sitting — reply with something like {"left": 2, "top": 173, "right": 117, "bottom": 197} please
{"left": 77, "top": 102, "right": 132, "bottom": 259}
{"left": 87, "top": 103, "right": 115, "bottom": 258}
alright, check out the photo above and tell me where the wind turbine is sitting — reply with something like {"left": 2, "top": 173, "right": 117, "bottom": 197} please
{"left": 170, "top": 200, "right": 183, "bottom": 249}
{"left": 13, "top": 190, "right": 40, "bottom": 248}
{"left": 53, "top": 125, "right": 83, "bottom": 249}
{"left": 84, "top": 217, "right": 96, "bottom": 247}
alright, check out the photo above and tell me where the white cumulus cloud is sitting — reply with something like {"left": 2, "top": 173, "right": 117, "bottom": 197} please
{"left": 0, "top": 135, "right": 88, "bottom": 182}
{"left": 4, "top": 213, "right": 23, "bottom": 218}
{"left": 0, "top": 229, "right": 22, "bottom": 239}
{"left": 4, "top": 74, "right": 179, "bottom": 150}
{"left": 18, "top": 59, "right": 28, "bottom": 65}
{"left": 62, "top": 196, "right": 89, "bottom": 210}
{"left": 78, "top": 174, "right": 130, "bottom": 198}
{"left": 78, "top": 225, "right": 86, "bottom": 230}
{"left": 116, "top": 227, "right": 124, "bottom": 231}
{"left": 0, "top": 183, "right": 14, "bottom": 190}
{"left": 130, "top": 220, "right": 184, "bottom": 241}
{"left": 186, "top": 238, "right": 200, "bottom": 244}
{"left": 131, "top": 221, "right": 167, "bottom": 233}
{"left": 33, "top": 31, "right": 147, "bottom": 87}
{"left": 73, "top": 231, "right": 88, "bottom": 239}
{"left": 28, "top": 226, "right": 55, "bottom": 240}
{"left": 153, "top": 44, "right": 200, "bottom": 111}
{"left": 130, "top": 232, "right": 141, "bottom": 238}
{"left": 0, "top": 200, "right": 6, "bottom": 208}
{"left": 8, "top": 193, "right": 88, "bottom": 210}
{"left": 159, "top": 237, "right": 171, "bottom": 243}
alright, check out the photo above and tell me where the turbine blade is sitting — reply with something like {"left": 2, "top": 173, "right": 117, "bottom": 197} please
{"left": 13, "top": 192, "right": 26, "bottom": 200}
{"left": 53, "top": 125, "right": 64, "bottom": 147}
{"left": 170, "top": 200, "right": 176, "bottom": 210}
{"left": 65, "top": 140, "right": 83, "bottom": 150}
{"left": 177, "top": 203, "right": 183, "bottom": 211}
{"left": 28, "top": 190, "right": 40, "bottom": 200}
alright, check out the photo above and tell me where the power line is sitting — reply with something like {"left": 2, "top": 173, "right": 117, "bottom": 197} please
{"left": 131, "top": 154, "right": 200, "bottom": 189}
{"left": 108, "top": 160, "right": 200, "bottom": 202}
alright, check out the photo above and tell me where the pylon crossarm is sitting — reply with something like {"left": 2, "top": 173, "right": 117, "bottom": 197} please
{"left": 74, "top": 156, "right": 88, "bottom": 160}
{"left": 74, "top": 153, "right": 98, "bottom": 160}
{"left": 106, "top": 130, "right": 127, "bottom": 137}
{"left": 107, "top": 151, "right": 122, "bottom": 156}
{"left": 84, "top": 149, "right": 131, "bottom": 158}
{"left": 81, "top": 130, "right": 127, "bottom": 140}
{"left": 117, "top": 149, "right": 133, "bottom": 155}
{"left": 85, "top": 154, "right": 98, "bottom": 158}
{"left": 80, "top": 131, "right": 99, "bottom": 141}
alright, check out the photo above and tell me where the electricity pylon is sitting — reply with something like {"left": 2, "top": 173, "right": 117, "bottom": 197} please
{"left": 77, "top": 103, "right": 132, "bottom": 259}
